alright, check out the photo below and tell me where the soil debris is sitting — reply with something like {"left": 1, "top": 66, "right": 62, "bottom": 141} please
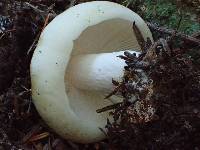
{"left": 104, "top": 23, "right": 200, "bottom": 150}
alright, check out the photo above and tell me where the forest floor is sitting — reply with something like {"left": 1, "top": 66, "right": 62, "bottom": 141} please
{"left": 0, "top": 0, "right": 200, "bottom": 149}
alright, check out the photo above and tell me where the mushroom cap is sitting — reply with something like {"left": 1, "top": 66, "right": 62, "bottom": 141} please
{"left": 30, "top": 1, "right": 153, "bottom": 143}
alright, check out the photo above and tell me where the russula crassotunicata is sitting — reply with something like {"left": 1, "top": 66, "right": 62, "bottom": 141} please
{"left": 30, "top": 1, "right": 153, "bottom": 143}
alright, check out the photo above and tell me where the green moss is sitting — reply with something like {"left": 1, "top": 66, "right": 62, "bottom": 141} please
{"left": 121, "top": 0, "right": 200, "bottom": 34}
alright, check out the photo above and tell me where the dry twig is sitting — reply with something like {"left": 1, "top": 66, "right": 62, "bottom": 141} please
{"left": 147, "top": 22, "right": 200, "bottom": 45}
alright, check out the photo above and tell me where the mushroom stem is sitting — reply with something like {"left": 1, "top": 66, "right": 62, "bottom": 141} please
{"left": 69, "top": 50, "right": 140, "bottom": 93}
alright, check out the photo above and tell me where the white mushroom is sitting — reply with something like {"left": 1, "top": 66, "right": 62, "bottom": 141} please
{"left": 30, "top": 1, "right": 153, "bottom": 143}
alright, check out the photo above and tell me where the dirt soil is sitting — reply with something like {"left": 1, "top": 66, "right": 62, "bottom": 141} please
{"left": 0, "top": 0, "right": 200, "bottom": 150}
